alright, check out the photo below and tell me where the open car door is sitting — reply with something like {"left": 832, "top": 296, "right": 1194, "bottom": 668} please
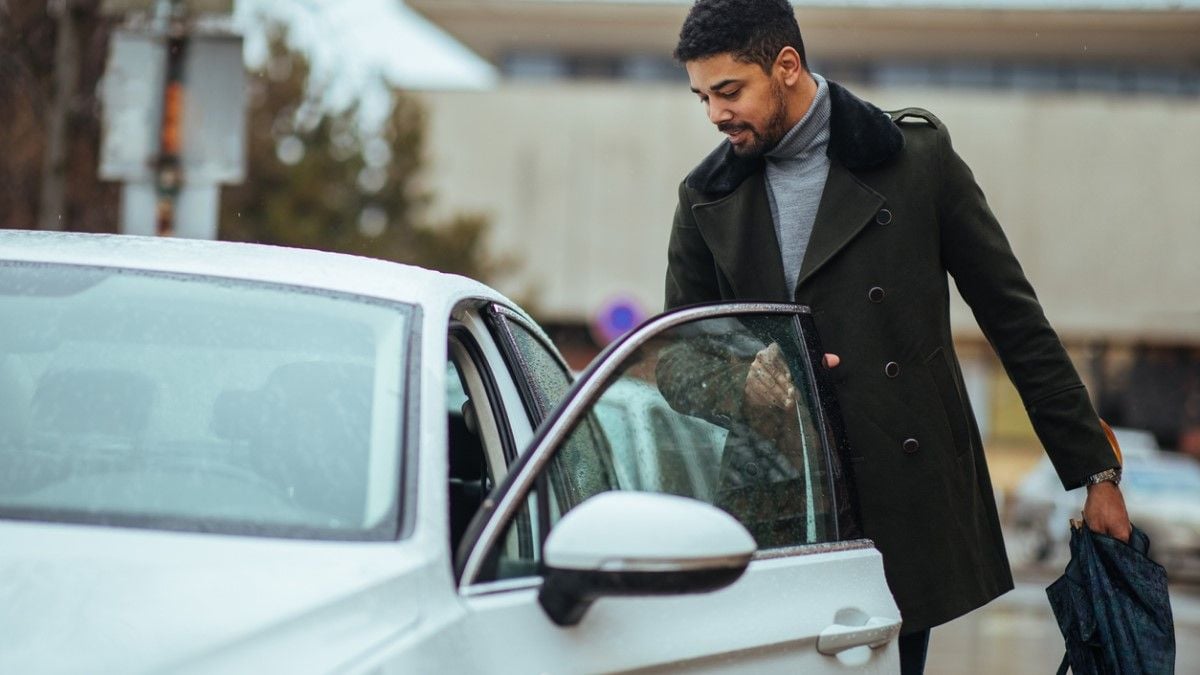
{"left": 454, "top": 303, "right": 901, "bottom": 674}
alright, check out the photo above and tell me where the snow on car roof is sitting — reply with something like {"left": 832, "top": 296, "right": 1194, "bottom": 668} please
{"left": 0, "top": 229, "right": 506, "bottom": 311}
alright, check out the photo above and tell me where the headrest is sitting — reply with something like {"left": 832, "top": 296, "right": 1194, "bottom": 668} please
{"left": 32, "top": 368, "right": 155, "bottom": 437}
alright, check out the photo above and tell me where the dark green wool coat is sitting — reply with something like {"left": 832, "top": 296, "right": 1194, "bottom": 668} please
{"left": 665, "top": 80, "right": 1120, "bottom": 633}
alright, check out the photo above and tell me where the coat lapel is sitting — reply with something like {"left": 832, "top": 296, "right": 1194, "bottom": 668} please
{"left": 684, "top": 81, "right": 905, "bottom": 300}
{"left": 794, "top": 162, "right": 885, "bottom": 292}
{"left": 692, "top": 172, "right": 790, "bottom": 301}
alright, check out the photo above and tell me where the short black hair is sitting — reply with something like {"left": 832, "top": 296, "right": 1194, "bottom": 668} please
{"left": 673, "top": 0, "right": 807, "bottom": 72}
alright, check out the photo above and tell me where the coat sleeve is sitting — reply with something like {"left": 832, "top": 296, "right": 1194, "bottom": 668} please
{"left": 935, "top": 124, "right": 1119, "bottom": 489}
{"left": 665, "top": 180, "right": 721, "bottom": 310}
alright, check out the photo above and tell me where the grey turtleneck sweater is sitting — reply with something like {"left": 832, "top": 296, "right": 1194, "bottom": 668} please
{"left": 764, "top": 72, "right": 831, "bottom": 298}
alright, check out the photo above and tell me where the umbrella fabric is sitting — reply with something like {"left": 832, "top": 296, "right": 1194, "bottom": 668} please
{"left": 1046, "top": 524, "right": 1175, "bottom": 674}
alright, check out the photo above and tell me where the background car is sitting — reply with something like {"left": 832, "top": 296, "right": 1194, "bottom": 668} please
{"left": 592, "top": 377, "right": 727, "bottom": 500}
{"left": 1007, "top": 427, "right": 1200, "bottom": 577}
{"left": 0, "top": 230, "right": 901, "bottom": 674}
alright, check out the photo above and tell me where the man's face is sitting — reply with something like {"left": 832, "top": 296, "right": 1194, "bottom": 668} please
{"left": 686, "top": 53, "right": 790, "bottom": 159}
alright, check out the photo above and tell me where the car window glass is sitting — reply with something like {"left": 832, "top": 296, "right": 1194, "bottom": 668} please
{"left": 495, "top": 314, "right": 619, "bottom": 508}
{"left": 487, "top": 308, "right": 572, "bottom": 423}
{"left": 0, "top": 263, "right": 410, "bottom": 540}
{"left": 446, "top": 360, "right": 469, "bottom": 413}
{"left": 483, "top": 313, "right": 840, "bottom": 582}
{"left": 594, "top": 399, "right": 643, "bottom": 489}
{"left": 648, "top": 406, "right": 704, "bottom": 498}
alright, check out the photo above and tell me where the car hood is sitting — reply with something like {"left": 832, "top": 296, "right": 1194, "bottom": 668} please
{"left": 0, "top": 519, "right": 431, "bottom": 674}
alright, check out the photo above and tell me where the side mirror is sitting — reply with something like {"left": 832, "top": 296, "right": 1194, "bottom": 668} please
{"left": 538, "top": 491, "right": 756, "bottom": 626}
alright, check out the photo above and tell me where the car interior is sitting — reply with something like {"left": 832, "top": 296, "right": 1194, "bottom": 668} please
{"left": 0, "top": 357, "right": 29, "bottom": 460}
{"left": 0, "top": 365, "right": 158, "bottom": 493}
{"left": 32, "top": 368, "right": 156, "bottom": 443}
{"left": 447, "top": 379, "right": 488, "bottom": 550}
{"left": 225, "top": 361, "right": 375, "bottom": 523}
{"left": 446, "top": 333, "right": 503, "bottom": 553}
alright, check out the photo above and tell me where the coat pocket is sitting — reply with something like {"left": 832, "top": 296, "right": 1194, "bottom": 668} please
{"left": 924, "top": 346, "right": 973, "bottom": 458}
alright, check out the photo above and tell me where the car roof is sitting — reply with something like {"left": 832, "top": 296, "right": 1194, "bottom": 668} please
{"left": 0, "top": 230, "right": 506, "bottom": 309}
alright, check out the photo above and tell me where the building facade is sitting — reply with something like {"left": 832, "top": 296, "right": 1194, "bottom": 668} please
{"left": 409, "top": 0, "right": 1200, "bottom": 466}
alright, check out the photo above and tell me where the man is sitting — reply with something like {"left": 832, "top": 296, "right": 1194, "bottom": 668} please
{"left": 664, "top": 1, "right": 1132, "bottom": 672}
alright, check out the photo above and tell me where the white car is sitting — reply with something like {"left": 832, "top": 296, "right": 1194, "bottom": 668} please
{"left": 592, "top": 377, "right": 728, "bottom": 500}
{"left": 1009, "top": 428, "right": 1200, "bottom": 574}
{"left": 0, "top": 230, "right": 900, "bottom": 674}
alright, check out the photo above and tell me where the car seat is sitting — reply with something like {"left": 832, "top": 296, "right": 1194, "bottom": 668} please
{"left": 215, "top": 361, "right": 374, "bottom": 526}
{"left": 30, "top": 368, "right": 156, "bottom": 444}
{"left": 448, "top": 398, "right": 489, "bottom": 549}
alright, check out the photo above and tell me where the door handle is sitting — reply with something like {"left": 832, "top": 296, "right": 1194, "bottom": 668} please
{"left": 817, "top": 616, "right": 902, "bottom": 655}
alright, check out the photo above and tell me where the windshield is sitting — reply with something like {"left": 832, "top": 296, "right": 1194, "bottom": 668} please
{"left": 0, "top": 262, "right": 410, "bottom": 540}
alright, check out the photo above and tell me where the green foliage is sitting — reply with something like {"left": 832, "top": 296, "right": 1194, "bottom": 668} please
{"left": 220, "top": 29, "right": 505, "bottom": 283}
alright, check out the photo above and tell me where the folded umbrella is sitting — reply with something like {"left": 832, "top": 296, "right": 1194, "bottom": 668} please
{"left": 1046, "top": 522, "right": 1175, "bottom": 674}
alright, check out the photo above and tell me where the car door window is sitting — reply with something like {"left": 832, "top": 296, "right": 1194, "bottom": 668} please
{"left": 481, "top": 303, "right": 621, "bottom": 572}
{"left": 647, "top": 406, "right": 711, "bottom": 499}
{"left": 467, "top": 306, "right": 855, "bottom": 585}
{"left": 484, "top": 304, "right": 572, "bottom": 424}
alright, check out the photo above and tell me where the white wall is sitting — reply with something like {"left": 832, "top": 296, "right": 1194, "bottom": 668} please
{"left": 418, "top": 82, "right": 1200, "bottom": 342}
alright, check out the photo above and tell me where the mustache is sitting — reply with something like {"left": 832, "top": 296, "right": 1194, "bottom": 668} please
{"left": 717, "top": 121, "right": 751, "bottom": 135}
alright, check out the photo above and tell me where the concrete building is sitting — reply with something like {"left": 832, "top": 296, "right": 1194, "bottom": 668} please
{"left": 408, "top": 0, "right": 1200, "bottom": 467}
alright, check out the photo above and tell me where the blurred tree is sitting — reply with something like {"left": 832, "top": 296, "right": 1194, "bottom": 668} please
{"left": 1, "top": 6, "right": 505, "bottom": 283}
{"left": 0, "top": 0, "right": 120, "bottom": 232}
{"left": 220, "top": 29, "right": 507, "bottom": 283}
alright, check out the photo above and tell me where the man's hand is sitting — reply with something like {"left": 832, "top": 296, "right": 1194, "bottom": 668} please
{"left": 1083, "top": 481, "right": 1132, "bottom": 542}
{"left": 742, "top": 346, "right": 841, "bottom": 435}
{"left": 744, "top": 343, "right": 795, "bottom": 413}
{"left": 744, "top": 348, "right": 840, "bottom": 410}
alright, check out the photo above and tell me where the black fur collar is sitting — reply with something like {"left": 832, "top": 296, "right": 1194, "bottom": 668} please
{"left": 685, "top": 79, "right": 904, "bottom": 196}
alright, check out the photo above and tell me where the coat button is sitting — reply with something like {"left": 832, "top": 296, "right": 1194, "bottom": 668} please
{"left": 903, "top": 438, "right": 920, "bottom": 454}
{"left": 875, "top": 208, "right": 893, "bottom": 225}
{"left": 869, "top": 286, "right": 885, "bottom": 303}
{"left": 885, "top": 361, "right": 900, "bottom": 378}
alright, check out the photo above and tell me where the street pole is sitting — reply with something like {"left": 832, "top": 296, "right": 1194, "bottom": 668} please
{"left": 101, "top": 0, "right": 242, "bottom": 239}
{"left": 153, "top": 0, "right": 187, "bottom": 236}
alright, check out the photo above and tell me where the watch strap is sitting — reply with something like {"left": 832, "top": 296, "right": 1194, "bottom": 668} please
{"left": 1086, "top": 467, "right": 1122, "bottom": 486}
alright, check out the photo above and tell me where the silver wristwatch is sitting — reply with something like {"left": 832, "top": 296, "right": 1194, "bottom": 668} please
{"left": 1086, "top": 467, "right": 1122, "bottom": 487}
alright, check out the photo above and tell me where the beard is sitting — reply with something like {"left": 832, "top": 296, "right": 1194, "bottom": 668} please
{"left": 719, "top": 79, "right": 790, "bottom": 159}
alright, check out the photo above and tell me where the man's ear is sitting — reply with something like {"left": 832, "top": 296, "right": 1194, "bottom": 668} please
{"left": 774, "top": 46, "right": 804, "bottom": 86}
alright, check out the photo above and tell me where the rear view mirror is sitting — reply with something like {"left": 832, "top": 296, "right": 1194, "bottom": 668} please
{"left": 538, "top": 491, "right": 756, "bottom": 626}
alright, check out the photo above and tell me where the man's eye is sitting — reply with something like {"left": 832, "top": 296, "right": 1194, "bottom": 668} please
{"left": 720, "top": 90, "right": 740, "bottom": 99}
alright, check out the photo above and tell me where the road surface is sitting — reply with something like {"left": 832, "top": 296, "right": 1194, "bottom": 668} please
{"left": 926, "top": 571, "right": 1198, "bottom": 674}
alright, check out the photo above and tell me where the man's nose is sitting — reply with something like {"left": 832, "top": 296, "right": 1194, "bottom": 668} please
{"left": 707, "top": 101, "right": 732, "bottom": 125}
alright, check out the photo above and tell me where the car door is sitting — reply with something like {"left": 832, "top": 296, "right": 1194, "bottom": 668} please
{"left": 451, "top": 303, "right": 901, "bottom": 674}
